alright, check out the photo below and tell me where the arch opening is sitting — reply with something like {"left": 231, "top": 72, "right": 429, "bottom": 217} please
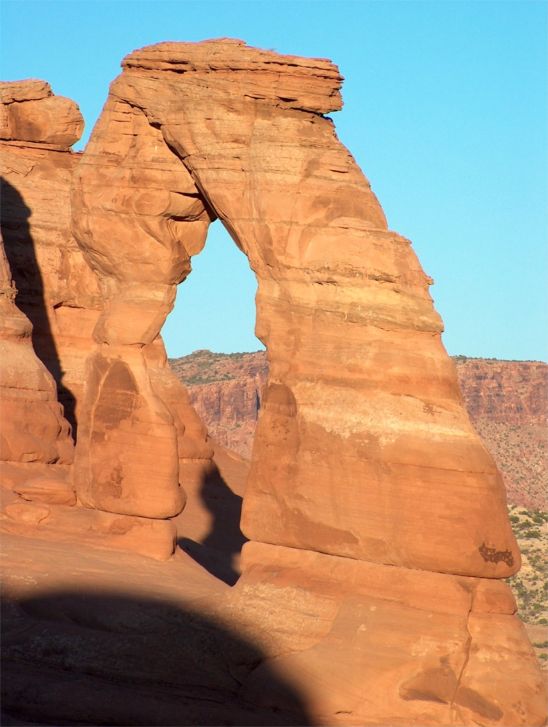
{"left": 162, "top": 219, "right": 264, "bottom": 358}
{"left": 161, "top": 219, "right": 264, "bottom": 585}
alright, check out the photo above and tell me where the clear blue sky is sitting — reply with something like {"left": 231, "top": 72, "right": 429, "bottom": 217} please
{"left": 1, "top": 0, "right": 546, "bottom": 361}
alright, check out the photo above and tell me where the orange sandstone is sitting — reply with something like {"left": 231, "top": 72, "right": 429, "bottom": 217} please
{"left": 0, "top": 44, "right": 545, "bottom": 726}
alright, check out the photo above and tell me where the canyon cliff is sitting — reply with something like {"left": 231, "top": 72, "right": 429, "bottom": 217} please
{"left": 1, "top": 41, "right": 546, "bottom": 726}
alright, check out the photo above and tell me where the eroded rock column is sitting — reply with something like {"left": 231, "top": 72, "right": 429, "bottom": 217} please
{"left": 0, "top": 80, "right": 100, "bottom": 433}
{"left": 72, "top": 96, "right": 214, "bottom": 525}
{"left": 0, "top": 237, "right": 73, "bottom": 464}
{"left": 0, "top": 80, "right": 78, "bottom": 465}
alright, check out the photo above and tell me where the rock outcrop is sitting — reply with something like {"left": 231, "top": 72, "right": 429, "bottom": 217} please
{"left": 0, "top": 234, "right": 73, "bottom": 464}
{"left": 456, "top": 358, "right": 547, "bottom": 424}
{"left": 0, "top": 79, "right": 83, "bottom": 149}
{"left": 0, "top": 79, "right": 211, "bottom": 559}
{"left": 170, "top": 350, "right": 267, "bottom": 457}
{"left": 0, "top": 79, "right": 100, "bottom": 432}
{"left": 456, "top": 358, "right": 547, "bottom": 509}
{"left": 1, "top": 43, "right": 546, "bottom": 725}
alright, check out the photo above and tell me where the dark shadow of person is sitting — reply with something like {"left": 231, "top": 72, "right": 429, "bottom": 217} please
{"left": 1, "top": 589, "right": 314, "bottom": 726}
{"left": 178, "top": 463, "right": 248, "bottom": 586}
{"left": 0, "top": 176, "right": 77, "bottom": 437}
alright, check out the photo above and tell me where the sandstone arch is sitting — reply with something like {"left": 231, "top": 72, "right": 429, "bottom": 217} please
{"left": 1, "top": 45, "right": 545, "bottom": 726}
{"left": 73, "top": 39, "right": 517, "bottom": 578}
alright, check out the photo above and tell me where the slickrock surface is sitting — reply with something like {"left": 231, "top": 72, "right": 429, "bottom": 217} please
{"left": 2, "top": 452, "right": 546, "bottom": 726}
{"left": 1, "top": 42, "right": 546, "bottom": 725}
{"left": 1, "top": 527, "right": 312, "bottom": 726}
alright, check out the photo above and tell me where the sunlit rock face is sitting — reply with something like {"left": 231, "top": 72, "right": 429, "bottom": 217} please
{"left": 1, "top": 46, "right": 544, "bottom": 726}
{"left": 0, "top": 79, "right": 207, "bottom": 559}
{"left": 0, "top": 79, "right": 100, "bottom": 438}
{"left": 67, "top": 40, "right": 546, "bottom": 726}
{"left": 71, "top": 89, "right": 213, "bottom": 519}
{"left": 0, "top": 79, "right": 83, "bottom": 149}
{"left": 83, "top": 39, "right": 519, "bottom": 578}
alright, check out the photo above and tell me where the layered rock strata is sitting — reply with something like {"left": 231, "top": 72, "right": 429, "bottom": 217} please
{"left": 68, "top": 40, "right": 546, "bottom": 725}
{"left": 0, "top": 81, "right": 76, "bottom": 464}
{"left": 0, "top": 79, "right": 83, "bottom": 149}
{"left": 80, "top": 39, "right": 519, "bottom": 577}
{"left": 171, "top": 351, "right": 548, "bottom": 508}
{"left": 0, "top": 79, "right": 99, "bottom": 431}
{"left": 71, "top": 90, "right": 213, "bottom": 520}
{"left": 0, "top": 85, "right": 210, "bottom": 558}
{"left": 1, "top": 79, "right": 211, "bottom": 559}
{"left": 170, "top": 350, "right": 268, "bottom": 458}
{"left": 0, "top": 235, "right": 73, "bottom": 464}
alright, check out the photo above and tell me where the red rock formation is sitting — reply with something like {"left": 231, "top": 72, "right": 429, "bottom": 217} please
{"left": 1, "top": 45, "right": 545, "bottom": 725}
{"left": 0, "top": 80, "right": 101, "bottom": 431}
{"left": 71, "top": 39, "right": 519, "bottom": 578}
{"left": 0, "top": 81, "right": 184, "bottom": 560}
{"left": 170, "top": 350, "right": 267, "bottom": 457}
{"left": 0, "top": 81, "right": 77, "bottom": 465}
{"left": 171, "top": 352, "right": 548, "bottom": 508}
{"left": 0, "top": 79, "right": 83, "bottom": 148}
{"left": 455, "top": 358, "right": 547, "bottom": 509}
{"left": 0, "top": 235, "right": 73, "bottom": 464}
{"left": 1, "top": 78, "right": 213, "bottom": 559}
{"left": 70, "top": 89, "right": 213, "bottom": 521}
{"left": 66, "top": 40, "right": 545, "bottom": 725}
{"left": 455, "top": 358, "right": 547, "bottom": 424}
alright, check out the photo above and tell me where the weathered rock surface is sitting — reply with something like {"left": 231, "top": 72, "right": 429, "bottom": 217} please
{"left": 70, "top": 89, "right": 214, "bottom": 519}
{"left": 226, "top": 541, "right": 546, "bottom": 726}
{"left": 1, "top": 459, "right": 546, "bottom": 726}
{"left": 456, "top": 358, "right": 547, "bottom": 423}
{"left": 14, "top": 473, "right": 76, "bottom": 506}
{"left": 0, "top": 79, "right": 83, "bottom": 149}
{"left": 74, "top": 39, "right": 519, "bottom": 578}
{"left": 456, "top": 358, "right": 547, "bottom": 509}
{"left": 1, "top": 43, "right": 545, "bottom": 725}
{"left": 0, "top": 79, "right": 208, "bottom": 555}
{"left": 0, "top": 230, "right": 73, "bottom": 464}
{"left": 1, "top": 80, "right": 101, "bottom": 433}
{"left": 170, "top": 349, "right": 267, "bottom": 457}
{"left": 0, "top": 80, "right": 195, "bottom": 560}
{"left": 171, "top": 351, "right": 548, "bottom": 508}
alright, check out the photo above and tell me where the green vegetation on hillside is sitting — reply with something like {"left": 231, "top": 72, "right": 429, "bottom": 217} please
{"left": 507, "top": 506, "right": 548, "bottom": 627}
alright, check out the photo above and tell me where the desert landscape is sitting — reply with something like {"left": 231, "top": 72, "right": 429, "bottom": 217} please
{"left": 1, "top": 38, "right": 547, "bottom": 726}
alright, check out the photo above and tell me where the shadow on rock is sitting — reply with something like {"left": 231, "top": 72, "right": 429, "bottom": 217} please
{"left": 178, "top": 463, "right": 248, "bottom": 586}
{"left": 0, "top": 177, "right": 77, "bottom": 436}
{"left": 1, "top": 589, "right": 313, "bottom": 726}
